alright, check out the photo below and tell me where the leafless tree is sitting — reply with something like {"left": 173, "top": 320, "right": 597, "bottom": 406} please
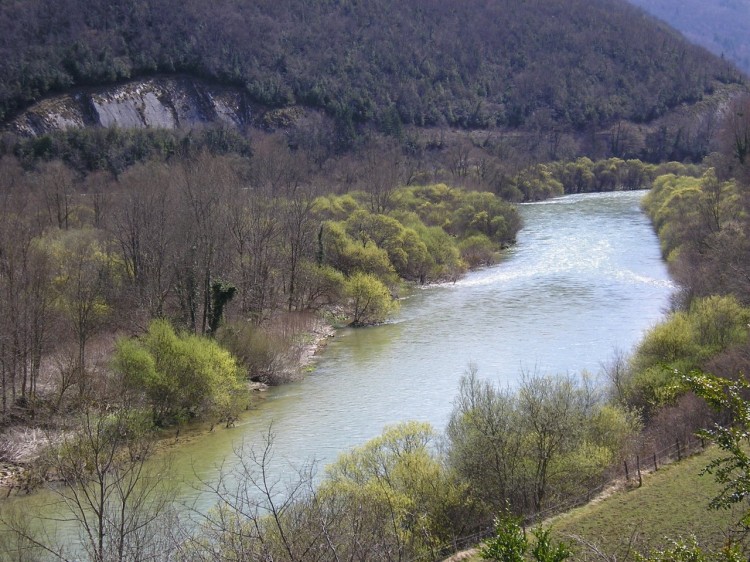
{"left": 0, "top": 408, "right": 176, "bottom": 562}
{"left": 110, "top": 162, "right": 176, "bottom": 319}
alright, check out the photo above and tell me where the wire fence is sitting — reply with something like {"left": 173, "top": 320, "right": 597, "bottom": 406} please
{"left": 526, "top": 435, "right": 706, "bottom": 527}
{"left": 409, "top": 435, "right": 708, "bottom": 562}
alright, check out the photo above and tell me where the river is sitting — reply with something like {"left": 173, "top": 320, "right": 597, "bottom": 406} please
{"left": 3, "top": 190, "right": 675, "bottom": 544}
{"left": 170, "top": 189, "right": 674, "bottom": 508}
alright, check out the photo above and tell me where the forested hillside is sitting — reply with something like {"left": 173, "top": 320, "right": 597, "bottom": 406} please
{"left": 628, "top": 0, "right": 750, "bottom": 75}
{"left": 0, "top": 0, "right": 742, "bottom": 133}
{"left": 4, "top": 1, "right": 750, "bottom": 558}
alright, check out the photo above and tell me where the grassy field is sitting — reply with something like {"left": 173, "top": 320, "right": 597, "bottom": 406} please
{"left": 459, "top": 447, "right": 747, "bottom": 561}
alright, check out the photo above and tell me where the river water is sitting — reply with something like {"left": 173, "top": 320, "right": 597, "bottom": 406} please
{"left": 4, "top": 190, "right": 675, "bottom": 542}
{"left": 170, "top": 190, "right": 674, "bottom": 508}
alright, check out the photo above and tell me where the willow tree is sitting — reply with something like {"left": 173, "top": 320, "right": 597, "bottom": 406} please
{"left": 345, "top": 272, "right": 398, "bottom": 326}
{"left": 113, "top": 319, "right": 246, "bottom": 426}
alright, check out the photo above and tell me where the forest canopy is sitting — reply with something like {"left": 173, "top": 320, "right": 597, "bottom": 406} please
{"left": 0, "top": 0, "right": 742, "bottom": 133}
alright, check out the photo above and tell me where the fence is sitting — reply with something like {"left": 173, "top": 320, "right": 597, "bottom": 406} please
{"left": 526, "top": 434, "right": 706, "bottom": 527}
{"left": 408, "top": 435, "right": 708, "bottom": 562}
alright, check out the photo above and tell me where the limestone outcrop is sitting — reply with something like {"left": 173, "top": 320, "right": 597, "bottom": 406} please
{"left": 8, "top": 76, "right": 257, "bottom": 136}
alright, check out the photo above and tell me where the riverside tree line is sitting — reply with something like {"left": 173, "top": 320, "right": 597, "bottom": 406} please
{"left": 0, "top": 134, "right": 522, "bottom": 431}
{"left": 2, "top": 93, "right": 750, "bottom": 559}
{"left": 1, "top": 126, "right": 679, "bottom": 430}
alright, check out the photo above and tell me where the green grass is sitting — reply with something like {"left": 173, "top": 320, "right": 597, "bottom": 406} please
{"left": 547, "top": 448, "right": 745, "bottom": 559}
{"left": 458, "top": 448, "right": 745, "bottom": 561}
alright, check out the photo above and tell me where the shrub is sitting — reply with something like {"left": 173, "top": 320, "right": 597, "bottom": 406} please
{"left": 114, "top": 319, "right": 246, "bottom": 426}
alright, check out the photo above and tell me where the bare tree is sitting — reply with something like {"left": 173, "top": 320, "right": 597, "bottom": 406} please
{"left": 172, "top": 154, "right": 235, "bottom": 334}
{"left": 182, "top": 429, "right": 329, "bottom": 562}
{"left": 446, "top": 364, "right": 525, "bottom": 514}
{"left": 35, "top": 162, "right": 77, "bottom": 231}
{"left": 110, "top": 162, "right": 176, "bottom": 319}
{"left": 0, "top": 171, "right": 53, "bottom": 421}
{"left": 228, "top": 183, "right": 281, "bottom": 323}
{"left": 0, "top": 408, "right": 175, "bottom": 562}
{"left": 518, "top": 372, "right": 595, "bottom": 512}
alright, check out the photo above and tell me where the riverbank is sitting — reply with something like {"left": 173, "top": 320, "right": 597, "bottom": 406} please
{"left": 1, "top": 192, "right": 672, "bottom": 507}
{"left": 0, "top": 318, "right": 338, "bottom": 496}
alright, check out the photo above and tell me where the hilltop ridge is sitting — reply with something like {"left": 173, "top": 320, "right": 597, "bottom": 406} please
{"left": 0, "top": 0, "right": 743, "bottom": 139}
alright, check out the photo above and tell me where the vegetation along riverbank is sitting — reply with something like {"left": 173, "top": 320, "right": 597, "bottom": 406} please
{"left": 447, "top": 92, "right": 750, "bottom": 559}
{"left": 0, "top": 150, "right": 683, "bottom": 491}
{"left": 0, "top": 127, "right": 746, "bottom": 559}
{"left": 1, "top": 0, "right": 750, "bottom": 558}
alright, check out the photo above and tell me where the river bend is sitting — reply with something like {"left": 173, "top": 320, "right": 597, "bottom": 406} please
{"left": 174, "top": 190, "right": 674, "bottom": 507}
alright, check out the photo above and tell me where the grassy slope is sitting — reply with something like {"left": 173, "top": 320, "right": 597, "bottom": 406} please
{"left": 550, "top": 448, "right": 744, "bottom": 558}
{"left": 460, "top": 448, "right": 744, "bottom": 561}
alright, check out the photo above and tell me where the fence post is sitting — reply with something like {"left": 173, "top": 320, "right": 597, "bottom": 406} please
{"left": 636, "top": 455, "right": 642, "bottom": 487}
{"left": 676, "top": 438, "right": 682, "bottom": 461}
{"left": 653, "top": 452, "right": 658, "bottom": 471}
{"left": 624, "top": 460, "right": 629, "bottom": 482}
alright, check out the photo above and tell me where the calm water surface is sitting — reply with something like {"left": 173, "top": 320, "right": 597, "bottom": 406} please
{"left": 8, "top": 190, "right": 675, "bottom": 538}
{"left": 174, "top": 190, "right": 674, "bottom": 505}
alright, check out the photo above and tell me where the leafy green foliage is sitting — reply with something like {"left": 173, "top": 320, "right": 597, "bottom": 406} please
{"left": 480, "top": 517, "right": 571, "bottom": 562}
{"left": 345, "top": 272, "right": 398, "bottom": 326}
{"left": 546, "top": 158, "right": 660, "bottom": 194}
{"left": 447, "top": 367, "right": 639, "bottom": 516}
{"left": 316, "top": 185, "right": 520, "bottom": 285}
{"left": 323, "top": 421, "right": 480, "bottom": 558}
{"left": 625, "top": 296, "right": 750, "bottom": 413}
{"left": 480, "top": 516, "right": 528, "bottom": 562}
{"left": 531, "top": 528, "right": 572, "bottom": 562}
{"left": 320, "top": 221, "right": 397, "bottom": 281}
{"left": 642, "top": 169, "right": 740, "bottom": 263}
{"left": 113, "top": 319, "right": 246, "bottom": 426}
{"left": 684, "top": 372, "right": 750, "bottom": 526}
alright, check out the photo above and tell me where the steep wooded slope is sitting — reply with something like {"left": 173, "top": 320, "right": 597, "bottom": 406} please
{"left": 0, "top": 0, "right": 742, "bottom": 133}
{"left": 627, "top": 0, "right": 750, "bottom": 75}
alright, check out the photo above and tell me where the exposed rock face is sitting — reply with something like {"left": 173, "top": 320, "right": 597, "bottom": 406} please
{"left": 8, "top": 76, "right": 257, "bottom": 136}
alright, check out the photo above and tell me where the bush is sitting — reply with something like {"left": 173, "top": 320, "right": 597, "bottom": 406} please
{"left": 459, "top": 234, "right": 498, "bottom": 267}
{"left": 345, "top": 272, "right": 398, "bottom": 326}
{"left": 113, "top": 319, "right": 246, "bottom": 426}
{"left": 626, "top": 296, "right": 750, "bottom": 413}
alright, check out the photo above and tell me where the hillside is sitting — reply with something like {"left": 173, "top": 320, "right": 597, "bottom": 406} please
{"left": 0, "top": 0, "right": 743, "bottom": 138}
{"left": 551, "top": 447, "right": 742, "bottom": 558}
{"left": 627, "top": 0, "right": 750, "bottom": 75}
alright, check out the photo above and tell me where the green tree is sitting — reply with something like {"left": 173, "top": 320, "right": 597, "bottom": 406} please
{"left": 624, "top": 296, "right": 750, "bottom": 414}
{"left": 324, "top": 421, "right": 478, "bottom": 559}
{"left": 447, "top": 366, "right": 525, "bottom": 513}
{"left": 448, "top": 366, "right": 633, "bottom": 515}
{"left": 685, "top": 371, "right": 750, "bottom": 527}
{"left": 480, "top": 516, "right": 528, "bottom": 562}
{"left": 113, "top": 319, "right": 245, "bottom": 426}
{"left": 320, "top": 221, "right": 396, "bottom": 281}
{"left": 480, "top": 517, "right": 570, "bottom": 562}
{"left": 345, "top": 272, "right": 398, "bottom": 326}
